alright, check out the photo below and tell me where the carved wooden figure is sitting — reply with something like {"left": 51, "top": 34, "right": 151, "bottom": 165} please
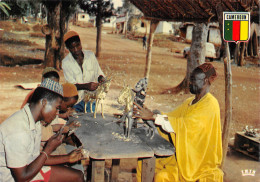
{"left": 133, "top": 78, "right": 156, "bottom": 139}
{"left": 117, "top": 85, "right": 135, "bottom": 138}
{"left": 84, "top": 79, "right": 111, "bottom": 118}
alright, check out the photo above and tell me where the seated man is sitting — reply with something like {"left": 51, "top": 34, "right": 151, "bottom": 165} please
{"left": 62, "top": 30, "right": 105, "bottom": 113}
{"left": 0, "top": 78, "right": 84, "bottom": 182}
{"left": 135, "top": 63, "right": 223, "bottom": 182}
{"left": 41, "top": 83, "right": 80, "bottom": 153}
{"left": 59, "top": 83, "right": 79, "bottom": 120}
{"left": 41, "top": 83, "right": 84, "bottom": 172}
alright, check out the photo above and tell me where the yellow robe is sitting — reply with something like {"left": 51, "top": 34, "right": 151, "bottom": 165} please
{"left": 137, "top": 93, "right": 223, "bottom": 182}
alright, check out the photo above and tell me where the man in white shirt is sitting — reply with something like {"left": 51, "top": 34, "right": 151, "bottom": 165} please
{"left": 0, "top": 79, "right": 84, "bottom": 182}
{"left": 62, "top": 31, "right": 105, "bottom": 112}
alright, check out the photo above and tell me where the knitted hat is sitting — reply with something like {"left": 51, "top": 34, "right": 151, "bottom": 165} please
{"left": 42, "top": 67, "right": 59, "bottom": 77}
{"left": 39, "top": 78, "right": 63, "bottom": 96}
{"left": 62, "top": 83, "right": 78, "bottom": 97}
{"left": 64, "top": 31, "right": 79, "bottom": 42}
{"left": 197, "top": 63, "right": 217, "bottom": 83}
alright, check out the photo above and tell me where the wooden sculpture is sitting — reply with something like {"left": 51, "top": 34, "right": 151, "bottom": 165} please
{"left": 84, "top": 79, "right": 111, "bottom": 118}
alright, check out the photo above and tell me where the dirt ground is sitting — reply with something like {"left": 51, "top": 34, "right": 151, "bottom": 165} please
{"left": 0, "top": 21, "right": 259, "bottom": 181}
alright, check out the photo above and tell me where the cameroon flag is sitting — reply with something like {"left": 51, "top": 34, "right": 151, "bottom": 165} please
{"left": 224, "top": 20, "right": 249, "bottom": 42}
{"left": 223, "top": 12, "right": 250, "bottom": 42}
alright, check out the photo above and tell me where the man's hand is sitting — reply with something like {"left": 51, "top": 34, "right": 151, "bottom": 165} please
{"left": 75, "top": 82, "right": 100, "bottom": 91}
{"left": 68, "top": 148, "right": 84, "bottom": 163}
{"left": 87, "top": 82, "right": 100, "bottom": 91}
{"left": 59, "top": 112, "right": 70, "bottom": 119}
{"left": 44, "top": 129, "right": 64, "bottom": 154}
{"left": 61, "top": 108, "right": 77, "bottom": 119}
{"left": 133, "top": 102, "right": 155, "bottom": 121}
{"left": 98, "top": 75, "right": 105, "bottom": 83}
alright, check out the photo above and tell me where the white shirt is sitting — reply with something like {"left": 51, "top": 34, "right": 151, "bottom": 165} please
{"left": 0, "top": 104, "right": 42, "bottom": 182}
{"left": 62, "top": 50, "right": 105, "bottom": 102}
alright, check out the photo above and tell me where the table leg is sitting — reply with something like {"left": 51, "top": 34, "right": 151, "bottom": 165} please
{"left": 110, "top": 159, "right": 120, "bottom": 182}
{"left": 91, "top": 159, "right": 105, "bottom": 182}
{"left": 141, "top": 157, "right": 155, "bottom": 182}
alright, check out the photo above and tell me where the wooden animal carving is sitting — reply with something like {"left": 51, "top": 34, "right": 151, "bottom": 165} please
{"left": 117, "top": 85, "right": 135, "bottom": 138}
{"left": 84, "top": 79, "right": 111, "bottom": 118}
{"left": 133, "top": 78, "right": 156, "bottom": 139}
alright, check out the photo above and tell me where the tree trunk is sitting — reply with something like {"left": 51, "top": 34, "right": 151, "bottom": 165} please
{"left": 34, "top": 6, "right": 39, "bottom": 22}
{"left": 44, "top": 1, "right": 61, "bottom": 69}
{"left": 186, "top": 23, "right": 208, "bottom": 81}
{"left": 41, "top": 4, "right": 45, "bottom": 25}
{"left": 162, "top": 23, "right": 208, "bottom": 94}
{"left": 234, "top": 43, "right": 240, "bottom": 65}
{"left": 125, "top": 12, "right": 128, "bottom": 38}
{"left": 238, "top": 42, "right": 246, "bottom": 66}
{"left": 144, "top": 20, "right": 159, "bottom": 79}
{"left": 252, "top": 32, "right": 258, "bottom": 56}
{"left": 244, "top": 42, "right": 248, "bottom": 58}
{"left": 221, "top": 42, "right": 232, "bottom": 169}
{"left": 59, "top": 3, "right": 68, "bottom": 69}
{"left": 248, "top": 34, "right": 253, "bottom": 56}
{"left": 96, "top": 0, "right": 102, "bottom": 58}
{"left": 215, "top": 3, "right": 233, "bottom": 168}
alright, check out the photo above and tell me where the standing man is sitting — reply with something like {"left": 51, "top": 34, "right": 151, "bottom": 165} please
{"left": 62, "top": 31, "right": 105, "bottom": 113}
{"left": 0, "top": 78, "right": 84, "bottom": 182}
{"left": 135, "top": 63, "right": 223, "bottom": 182}
{"left": 142, "top": 34, "right": 147, "bottom": 50}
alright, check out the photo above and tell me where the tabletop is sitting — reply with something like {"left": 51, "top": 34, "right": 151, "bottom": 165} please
{"left": 71, "top": 113, "right": 175, "bottom": 160}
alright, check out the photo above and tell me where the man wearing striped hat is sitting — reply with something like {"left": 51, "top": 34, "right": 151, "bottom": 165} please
{"left": 0, "top": 79, "right": 84, "bottom": 182}
{"left": 62, "top": 30, "right": 105, "bottom": 113}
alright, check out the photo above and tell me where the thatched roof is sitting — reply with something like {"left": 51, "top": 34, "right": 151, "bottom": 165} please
{"left": 129, "top": 0, "right": 259, "bottom": 23}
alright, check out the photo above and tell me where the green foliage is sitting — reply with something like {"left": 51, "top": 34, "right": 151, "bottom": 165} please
{"left": 42, "top": 0, "right": 78, "bottom": 21}
{"left": 4, "top": 0, "right": 29, "bottom": 17}
{"left": 79, "top": 0, "right": 114, "bottom": 20}
{"left": 122, "top": 0, "right": 135, "bottom": 14}
{"left": 61, "top": 0, "right": 78, "bottom": 20}
{"left": 0, "top": 1, "right": 11, "bottom": 16}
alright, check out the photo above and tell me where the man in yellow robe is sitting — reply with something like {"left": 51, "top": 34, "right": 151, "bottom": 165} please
{"left": 135, "top": 63, "right": 223, "bottom": 182}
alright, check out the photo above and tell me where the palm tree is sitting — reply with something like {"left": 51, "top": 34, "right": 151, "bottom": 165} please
{"left": 0, "top": 1, "right": 11, "bottom": 16}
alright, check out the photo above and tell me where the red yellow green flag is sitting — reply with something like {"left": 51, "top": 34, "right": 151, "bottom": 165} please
{"left": 223, "top": 12, "right": 250, "bottom": 42}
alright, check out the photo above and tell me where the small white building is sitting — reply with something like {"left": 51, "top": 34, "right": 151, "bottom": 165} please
{"left": 114, "top": 16, "right": 128, "bottom": 33}
{"left": 208, "top": 27, "right": 222, "bottom": 46}
{"left": 103, "top": 16, "right": 117, "bottom": 28}
{"left": 180, "top": 22, "right": 222, "bottom": 46}
{"left": 185, "top": 25, "right": 194, "bottom": 43}
{"left": 155, "top": 21, "right": 174, "bottom": 34}
{"left": 76, "top": 12, "right": 90, "bottom": 23}
{"left": 128, "top": 18, "right": 148, "bottom": 34}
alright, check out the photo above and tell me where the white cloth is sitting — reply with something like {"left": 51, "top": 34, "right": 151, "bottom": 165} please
{"left": 155, "top": 114, "right": 175, "bottom": 133}
{"left": 0, "top": 104, "right": 42, "bottom": 182}
{"left": 62, "top": 50, "right": 105, "bottom": 103}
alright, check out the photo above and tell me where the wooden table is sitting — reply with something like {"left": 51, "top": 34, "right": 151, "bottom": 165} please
{"left": 71, "top": 113, "right": 175, "bottom": 182}
{"left": 234, "top": 132, "right": 260, "bottom": 161}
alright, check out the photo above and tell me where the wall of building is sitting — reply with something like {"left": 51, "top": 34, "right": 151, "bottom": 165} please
{"left": 155, "top": 21, "right": 174, "bottom": 34}
{"left": 77, "top": 13, "right": 90, "bottom": 22}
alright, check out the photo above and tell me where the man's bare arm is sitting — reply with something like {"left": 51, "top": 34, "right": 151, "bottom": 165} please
{"left": 75, "top": 82, "right": 99, "bottom": 91}
{"left": 10, "top": 132, "right": 63, "bottom": 181}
